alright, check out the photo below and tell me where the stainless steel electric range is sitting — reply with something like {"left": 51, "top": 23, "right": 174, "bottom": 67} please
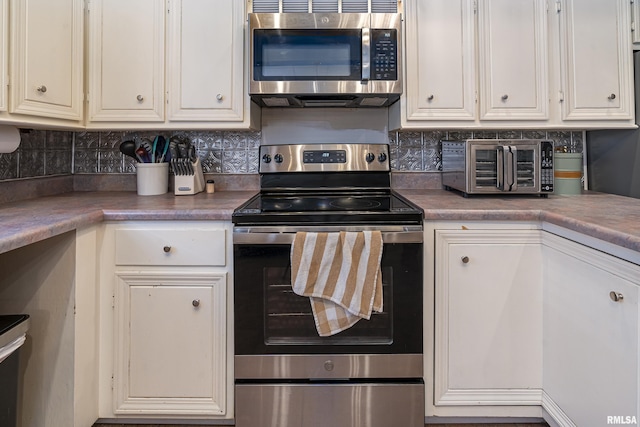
{"left": 232, "top": 143, "right": 424, "bottom": 427}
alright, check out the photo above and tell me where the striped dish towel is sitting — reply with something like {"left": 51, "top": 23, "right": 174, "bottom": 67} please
{"left": 291, "top": 231, "right": 383, "bottom": 337}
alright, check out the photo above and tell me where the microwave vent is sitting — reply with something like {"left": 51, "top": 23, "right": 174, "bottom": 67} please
{"left": 250, "top": 0, "right": 398, "bottom": 13}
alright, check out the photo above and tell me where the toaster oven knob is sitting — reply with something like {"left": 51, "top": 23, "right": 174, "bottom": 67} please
{"left": 378, "top": 153, "right": 387, "bottom": 162}
{"left": 365, "top": 152, "right": 375, "bottom": 163}
{"left": 274, "top": 153, "right": 283, "bottom": 163}
{"left": 262, "top": 154, "right": 272, "bottom": 163}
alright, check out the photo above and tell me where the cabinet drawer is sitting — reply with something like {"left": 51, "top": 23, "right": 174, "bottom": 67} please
{"left": 115, "top": 228, "right": 225, "bottom": 266}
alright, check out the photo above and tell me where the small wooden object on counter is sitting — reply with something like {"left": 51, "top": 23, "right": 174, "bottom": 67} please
{"left": 206, "top": 180, "right": 215, "bottom": 194}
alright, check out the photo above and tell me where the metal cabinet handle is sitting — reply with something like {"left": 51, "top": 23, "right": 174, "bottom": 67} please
{"left": 163, "top": 245, "right": 171, "bottom": 253}
{"left": 192, "top": 299, "right": 200, "bottom": 307}
{"left": 608, "top": 93, "right": 616, "bottom": 100}
{"left": 216, "top": 94, "right": 223, "bottom": 101}
{"left": 137, "top": 94, "right": 144, "bottom": 102}
{"left": 36, "top": 85, "right": 47, "bottom": 93}
{"left": 461, "top": 256, "right": 469, "bottom": 264}
{"left": 427, "top": 94, "right": 434, "bottom": 101}
{"left": 609, "top": 291, "right": 624, "bottom": 302}
{"left": 501, "top": 94, "right": 509, "bottom": 101}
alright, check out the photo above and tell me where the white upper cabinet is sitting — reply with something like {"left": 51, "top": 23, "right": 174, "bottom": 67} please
{"left": 10, "top": 0, "right": 84, "bottom": 121}
{"left": 0, "top": 0, "right": 6, "bottom": 112}
{"left": 478, "top": 0, "right": 548, "bottom": 121}
{"left": 166, "top": 0, "right": 245, "bottom": 122}
{"left": 403, "top": 0, "right": 476, "bottom": 122}
{"left": 396, "top": 0, "right": 549, "bottom": 129}
{"left": 87, "top": 0, "right": 165, "bottom": 122}
{"left": 87, "top": 0, "right": 257, "bottom": 129}
{"left": 557, "top": 0, "right": 633, "bottom": 122}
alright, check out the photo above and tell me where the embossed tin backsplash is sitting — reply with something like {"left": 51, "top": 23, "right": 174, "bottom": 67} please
{"left": 0, "top": 128, "right": 584, "bottom": 181}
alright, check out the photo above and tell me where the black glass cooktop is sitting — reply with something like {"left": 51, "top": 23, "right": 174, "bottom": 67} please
{"left": 232, "top": 191, "right": 423, "bottom": 226}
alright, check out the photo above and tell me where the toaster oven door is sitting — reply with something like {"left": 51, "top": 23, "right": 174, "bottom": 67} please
{"left": 470, "top": 143, "right": 541, "bottom": 193}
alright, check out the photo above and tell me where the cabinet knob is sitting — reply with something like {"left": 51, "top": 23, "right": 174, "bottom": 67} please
{"left": 427, "top": 94, "right": 434, "bottom": 101}
{"left": 324, "top": 360, "right": 334, "bottom": 371}
{"left": 216, "top": 93, "right": 224, "bottom": 101}
{"left": 163, "top": 245, "right": 171, "bottom": 253}
{"left": 609, "top": 291, "right": 624, "bottom": 302}
{"left": 608, "top": 93, "right": 616, "bottom": 100}
{"left": 192, "top": 299, "right": 200, "bottom": 307}
{"left": 501, "top": 94, "right": 509, "bottom": 101}
{"left": 461, "top": 256, "right": 470, "bottom": 264}
{"left": 137, "top": 94, "right": 144, "bottom": 102}
{"left": 36, "top": 85, "right": 47, "bottom": 93}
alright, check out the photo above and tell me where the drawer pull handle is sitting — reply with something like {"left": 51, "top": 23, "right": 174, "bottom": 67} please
{"left": 461, "top": 256, "right": 469, "bottom": 264}
{"left": 427, "top": 94, "right": 434, "bottom": 101}
{"left": 608, "top": 93, "right": 616, "bottom": 100}
{"left": 192, "top": 299, "right": 200, "bottom": 307}
{"left": 501, "top": 94, "right": 509, "bottom": 101}
{"left": 609, "top": 291, "right": 624, "bottom": 302}
{"left": 216, "top": 93, "right": 224, "bottom": 101}
{"left": 163, "top": 245, "right": 171, "bottom": 253}
{"left": 37, "top": 85, "right": 47, "bottom": 93}
{"left": 137, "top": 94, "right": 144, "bottom": 102}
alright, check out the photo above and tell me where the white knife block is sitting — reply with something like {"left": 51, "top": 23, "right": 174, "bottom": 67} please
{"left": 173, "top": 158, "right": 205, "bottom": 195}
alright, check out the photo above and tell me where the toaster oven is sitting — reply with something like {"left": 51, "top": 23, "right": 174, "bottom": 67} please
{"left": 442, "top": 139, "right": 554, "bottom": 196}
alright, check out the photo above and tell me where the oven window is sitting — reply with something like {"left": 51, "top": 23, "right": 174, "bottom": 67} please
{"left": 264, "top": 267, "right": 393, "bottom": 345}
{"left": 253, "top": 29, "right": 362, "bottom": 81}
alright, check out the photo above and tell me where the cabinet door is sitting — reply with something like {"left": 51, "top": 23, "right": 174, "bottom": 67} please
{"left": 558, "top": 0, "right": 633, "bottom": 121}
{"left": 10, "top": 0, "right": 83, "bottom": 120}
{"left": 0, "top": 0, "right": 6, "bottom": 112}
{"left": 113, "top": 272, "right": 227, "bottom": 415}
{"left": 434, "top": 230, "right": 543, "bottom": 406}
{"left": 478, "top": 0, "right": 548, "bottom": 121}
{"left": 167, "top": 0, "right": 245, "bottom": 122}
{"left": 404, "top": 0, "right": 476, "bottom": 121}
{"left": 543, "top": 235, "right": 639, "bottom": 426}
{"left": 87, "top": 0, "right": 165, "bottom": 122}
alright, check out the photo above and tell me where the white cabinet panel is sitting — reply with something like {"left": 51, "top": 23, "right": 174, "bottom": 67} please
{"left": 404, "top": 0, "right": 476, "bottom": 121}
{"left": 88, "top": 0, "right": 165, "bottom": 122}
{"left": 558, "top": 0, "right": 633, "bottom": 121}
{"left": 543, "top": 234, "right": 640, "bottom": 427}
{"left": 434, "top": 229, "right": 543, "bottom": 406}
{"left": 114, "top": 272, "right": 227, "bottom": 415}
{"left": 0, "top": 0, "right": 6, "bottom": 112}
{"left": 10, "top": 0, "right": 83, "bottom": 120}
{"left": 167, "top": 0, "right": 245, "bottom": 122}
{"left": 478, "top": 0, "right": 548, "bottom": 120}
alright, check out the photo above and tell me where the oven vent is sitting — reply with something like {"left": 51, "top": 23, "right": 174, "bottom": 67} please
{"left": 250, "top": 0, "right": 399, "bottom": 13}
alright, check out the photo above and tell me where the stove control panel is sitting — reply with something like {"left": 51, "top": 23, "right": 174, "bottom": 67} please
{"left": 259, "top": 143, "right": 390, "bottom": 173}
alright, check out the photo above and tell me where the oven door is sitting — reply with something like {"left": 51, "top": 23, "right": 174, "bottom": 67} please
{"left": 233, "top": 226, "right": 422, "bottom": 357}
{"left": 470, "top": 142, "right": 543, "bottom": 193}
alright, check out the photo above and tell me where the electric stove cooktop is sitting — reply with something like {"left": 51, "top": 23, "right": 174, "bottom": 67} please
{"left": 232, "top": 190, "right": 423, "bottom": 226}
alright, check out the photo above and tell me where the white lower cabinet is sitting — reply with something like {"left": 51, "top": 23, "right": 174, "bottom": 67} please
{"left": 98, "top": 221, "right": 233, "bottom": 420}
{"left": 427, "top": 222, "right": 544, "bottom": 418}
{"left": 542, "top": 233, "right": 640, "bottom": 427}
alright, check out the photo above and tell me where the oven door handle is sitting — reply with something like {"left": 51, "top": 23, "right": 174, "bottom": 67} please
{"left": 233, "top": 230, "right": 423, "bottom": 244}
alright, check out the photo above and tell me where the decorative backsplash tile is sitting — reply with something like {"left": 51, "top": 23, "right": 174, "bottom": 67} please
{"left": 0, "top": 128, "right": 584, "bottom": 182}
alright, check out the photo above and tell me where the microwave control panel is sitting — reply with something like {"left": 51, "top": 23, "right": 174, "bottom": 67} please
{"left": 371, "top": 29, "right": 397, "bottom": 81}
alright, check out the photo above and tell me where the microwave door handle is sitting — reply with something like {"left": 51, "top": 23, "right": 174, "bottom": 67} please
{"left": 361, "top": 27, "right": 370, "bottom": 81}
{"left": 497, "top": 146, "right": 505, "bottom": 190}
{"left": 509, "top": 145, "right": 518, "bottom": 191}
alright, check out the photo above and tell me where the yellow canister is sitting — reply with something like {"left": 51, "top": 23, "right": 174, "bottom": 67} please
{"left": 554, "top": 152, "right": 583, "bottom": 195}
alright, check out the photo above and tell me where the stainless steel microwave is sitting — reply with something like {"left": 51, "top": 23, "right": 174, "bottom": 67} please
{"left": 249, "top": 13, "right": 402, "bottom": 108}
{"left": 442, "top": 139, "right": 555, "bottom": 196}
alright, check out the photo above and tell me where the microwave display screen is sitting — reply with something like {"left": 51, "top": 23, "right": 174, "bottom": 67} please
{"left": 254, "top": 30, "right": 362, "bottom": 81}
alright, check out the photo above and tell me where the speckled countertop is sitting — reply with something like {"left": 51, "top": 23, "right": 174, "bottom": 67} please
{"left": 1, "top": 189, "right": 639, "bottom": 259}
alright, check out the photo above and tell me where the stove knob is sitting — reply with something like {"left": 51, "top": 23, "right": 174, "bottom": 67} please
{"left": 365, "top": 152, "right": 375, "bottom": 163}
{"left": 262, "top": 154, "right": 272, "bottom": 163}
{"left": 378, "top": 152, "right": 387, "bottom": 162}
{"left": 274, "top": 153, "right": 283, "bottom": 163}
